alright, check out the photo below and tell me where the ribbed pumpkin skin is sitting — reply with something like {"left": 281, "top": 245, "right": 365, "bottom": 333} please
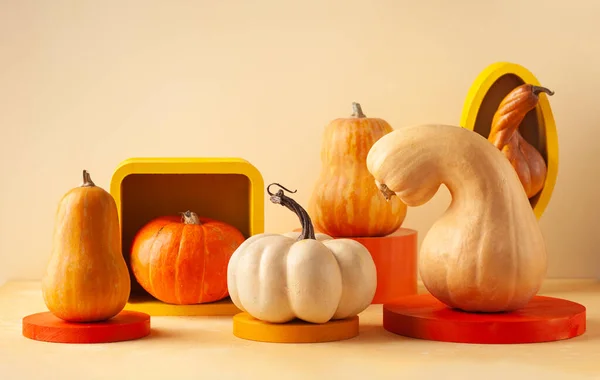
{"left": 42, "top": 172, "right": 131, "bottom": 323}
{"left": 366, "top": 124, "right": 547, "bottom": 313}
{"left": 309, "top": 105, "right": 407, "bottom": 238}
{"left": 130, "top": 214, "right": 245, "bottom": 305}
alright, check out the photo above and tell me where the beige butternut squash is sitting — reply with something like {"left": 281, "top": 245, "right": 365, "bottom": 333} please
{"left": 366, "top": 124, "right": 547, "bottom": 312}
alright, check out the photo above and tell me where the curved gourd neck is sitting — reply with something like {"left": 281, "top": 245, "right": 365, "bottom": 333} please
{"left": 368, "top": 125, "right": 532, "bottom": 216}
{"left": 436, "top": 146, "right": 529, "bottom": 218}
{"left": 410, "top": 134, "right": 517, "bottom": 210}
{"left": 443, "top": 155, "right": 503, "bottom": 204}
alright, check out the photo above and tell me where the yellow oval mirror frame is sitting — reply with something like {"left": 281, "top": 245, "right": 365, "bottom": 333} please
{"left": 460, "top": 62, "right": 559, "bottom": 220}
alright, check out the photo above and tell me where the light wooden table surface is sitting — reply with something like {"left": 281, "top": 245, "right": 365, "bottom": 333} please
{"left": 1, "top": 279, "right": 599, "bottom": 380}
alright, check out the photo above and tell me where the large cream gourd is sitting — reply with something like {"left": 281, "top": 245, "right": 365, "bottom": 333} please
{"left": 227, "top": 183, "right": 377, "bottom": 324}
{"left": 366, "top": 124, "right": 547, "bottom": 312}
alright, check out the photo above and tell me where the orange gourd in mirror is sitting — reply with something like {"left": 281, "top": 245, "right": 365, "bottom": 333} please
{"left": 308, "top": 103, "right": 407, "bottom": 238}
{"left": 488, "top": 84, "right": 554, "bottom": 198}
{"left": 42, "top": 170, "right": 131, "bottom": 322}
{"left": 130, "top": 211, "right": 245, "bottom": 305}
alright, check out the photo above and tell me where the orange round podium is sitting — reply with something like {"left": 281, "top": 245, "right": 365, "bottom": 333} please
{"left": 22, "top": 310, "right": 151, "bottom": 344}
{"left": 232, "top": 312, "right": 359, "bottom": 343}
{"left": 293, "top": 227, "right": 418, "bottom": 304}
{"left": 383, "top": 294, "right": 586, "bottom": 344}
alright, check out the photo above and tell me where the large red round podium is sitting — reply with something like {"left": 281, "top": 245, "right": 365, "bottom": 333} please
{"left": 383, "top": 293, "right": 586, "bottom": 344}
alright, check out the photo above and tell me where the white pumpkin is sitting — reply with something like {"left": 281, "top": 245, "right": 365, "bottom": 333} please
{"left": 366, "top": 124, "right": 547, "bottom": 313}
{"left": 227, "top": 184, "right": 377, "bottom": 324}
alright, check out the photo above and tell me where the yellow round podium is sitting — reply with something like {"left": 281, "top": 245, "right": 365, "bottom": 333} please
{"left": 232, "top": 313, "right": 359, "bottom": 343}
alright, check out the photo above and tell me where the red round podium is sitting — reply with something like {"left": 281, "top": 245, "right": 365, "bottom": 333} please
{"left": 383, "top": 293, "right": 586, "bottom": 344}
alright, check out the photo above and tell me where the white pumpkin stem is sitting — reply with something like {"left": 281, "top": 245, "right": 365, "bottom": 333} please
{"left": 181, "top": 210, "right": 201, "bottom": 225}
{"left": 267, "top": 183, "right": 316, "bottom": 240}
{"left": 81, "top": 170, "right": 96, "bottom": 187}
{"left": 351, "top": 102, "right": 366, "bottom": 118}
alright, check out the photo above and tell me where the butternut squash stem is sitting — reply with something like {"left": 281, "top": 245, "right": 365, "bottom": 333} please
{"left": 81, "top": 170, "right": 95, "bottom": 187}
{"left": 267, "top": 183, "right": 316, "bottom": 240}
{"left": 351, "top": 102, "right": 366, "bottom": 118}
{"left": 531, "top": 85, "right": 555, "bottom": 97}
{"left": 181, "top": 211, "right": 201, "bottom": 225}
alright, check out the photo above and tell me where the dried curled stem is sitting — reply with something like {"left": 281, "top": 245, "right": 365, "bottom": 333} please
{"left": 267, "top": 183, "right": 316, "bottom": 240}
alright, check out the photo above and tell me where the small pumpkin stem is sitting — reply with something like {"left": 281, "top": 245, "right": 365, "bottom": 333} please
{"left": 378, "top": 183, "right": 396, "bottom": 201}
{"left": 531, "top": 85, "right": 554, "bottom": 97}
{"left": 351, "top": 102, "right": 366, "bottom": 118}
{"left": 267, "top": 183, "right": 316, "bottom": 240}
{"left": 81, "top": 170, "right": 96, "bottom": 187}
{"left": 181, "top": 210, "right": 201, "bottom": 225}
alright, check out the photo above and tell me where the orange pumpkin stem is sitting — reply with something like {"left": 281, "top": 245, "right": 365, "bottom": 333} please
{"left": 351, "top": 102, "right": 366, "bottom": 118}
{"left": 181, "top": 210, "right": 201, "bottom": 225}
{"left": 267, "top": 183, "right": 316, "bottom": 240}
{"left": 81, "top": 170, "right": 96, "bottom": 187}
{"left": 531, "top": 85, "right": 554, "bottom": 97}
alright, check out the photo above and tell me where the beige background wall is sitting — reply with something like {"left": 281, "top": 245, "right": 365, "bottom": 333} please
{"left": 1, "top": 0, "right": 598, "bottom": 284}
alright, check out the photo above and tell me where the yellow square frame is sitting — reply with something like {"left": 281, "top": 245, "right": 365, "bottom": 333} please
{"left": 109, "top": 157, "right": 264, "bottom": 316}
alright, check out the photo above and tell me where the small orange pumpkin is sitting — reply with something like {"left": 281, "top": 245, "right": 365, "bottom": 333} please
{"left": 309, "top": 102, "right": 407, "bottom": 237}
{"left": 488, "top": 84, "right": 554, "bottom": 198}
{"left": 130, "top": 211, "right": 245, "bottom": 305}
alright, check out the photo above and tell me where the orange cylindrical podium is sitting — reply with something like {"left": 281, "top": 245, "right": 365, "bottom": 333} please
{"left": 349, "top": 228, "right": 418, "bottom": 304}
{"left": 293, "top": 227, "right": 418, "bottom": 304}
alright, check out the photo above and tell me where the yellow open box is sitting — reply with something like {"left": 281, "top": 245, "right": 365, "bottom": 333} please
{"left": 109, "top": 157, "right": 265, "bottom": 316}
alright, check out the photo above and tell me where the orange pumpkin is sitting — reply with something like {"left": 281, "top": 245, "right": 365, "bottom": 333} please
{"left": 488, "top": 84, "right": 554, "bottom": 198}
{"left": 130, "top": 211, "right": 245, "bottom": 305}
{"left": 308, "top": 102, "right": 407, "bottom": 237}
